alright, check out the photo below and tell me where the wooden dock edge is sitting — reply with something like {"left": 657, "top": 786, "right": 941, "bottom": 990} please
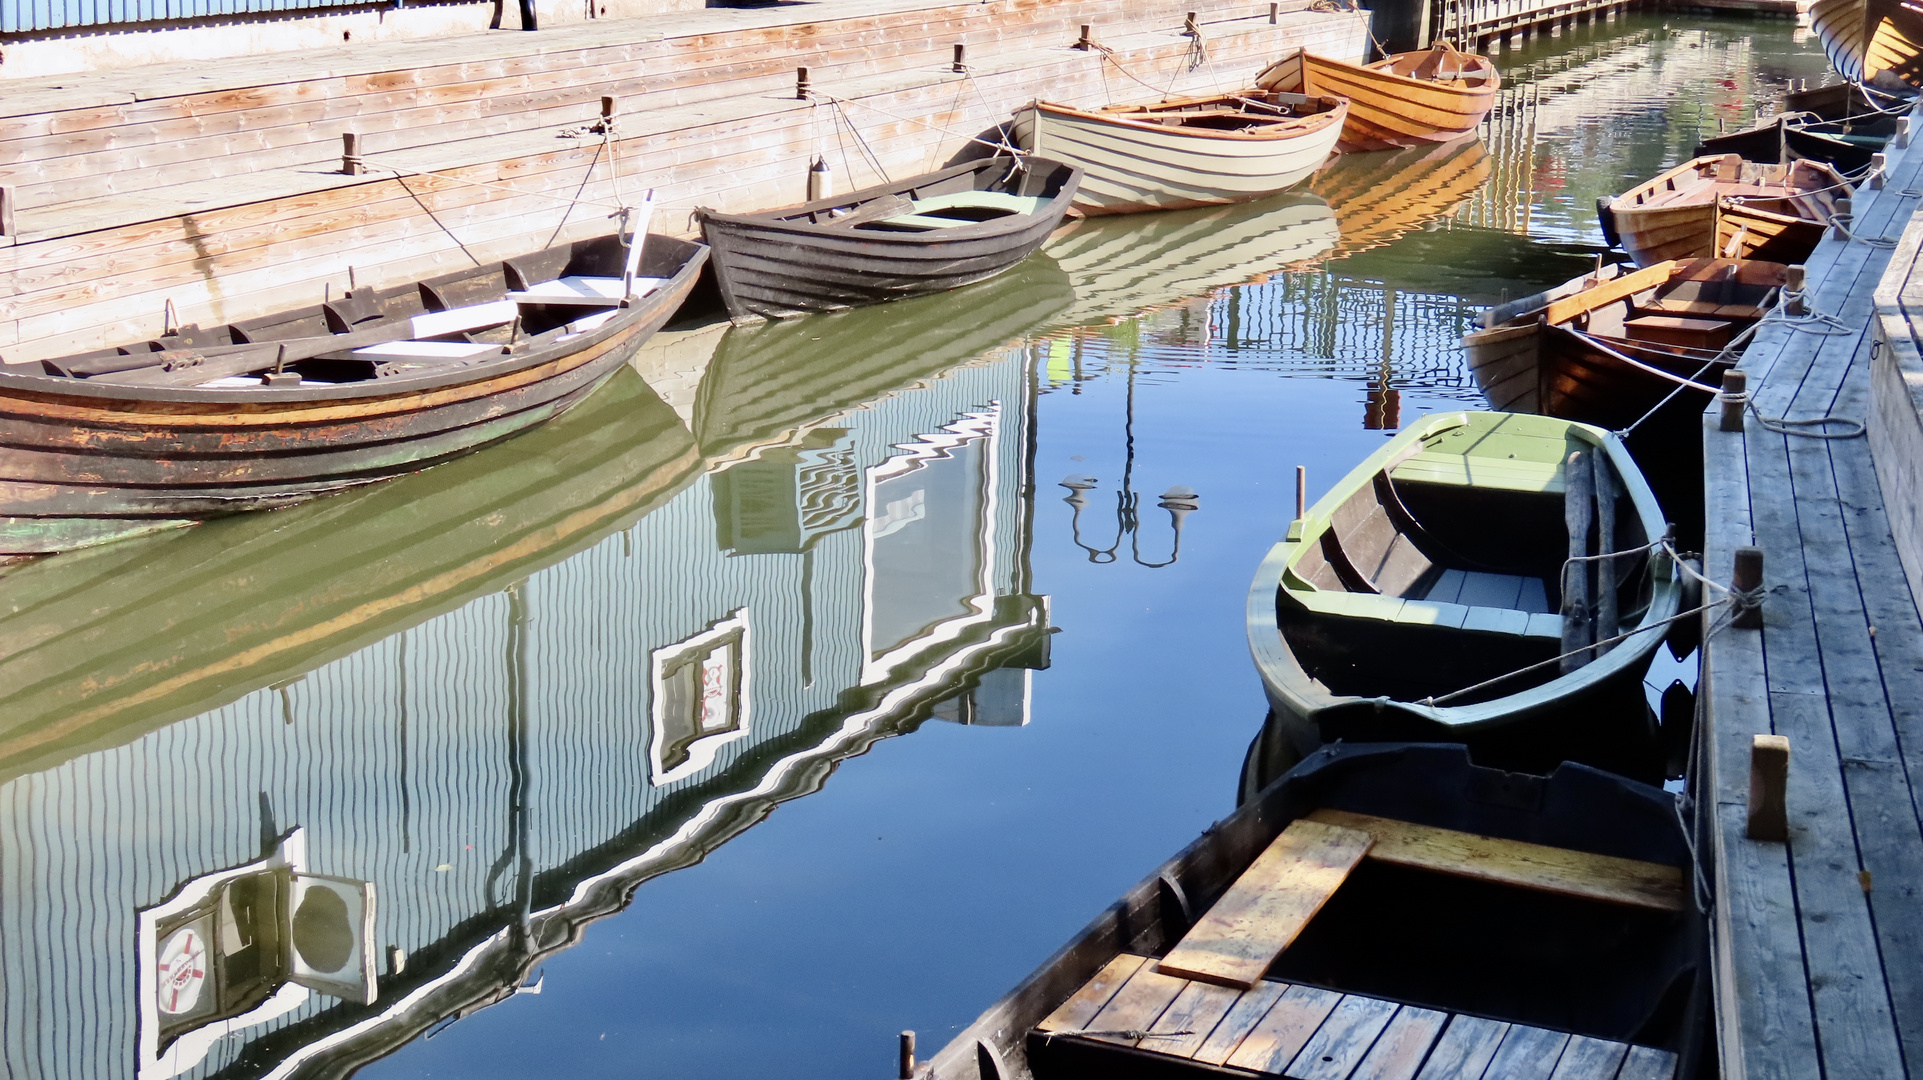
{"left": 1869, "top": 180, "right": 1923, "bottom": 609}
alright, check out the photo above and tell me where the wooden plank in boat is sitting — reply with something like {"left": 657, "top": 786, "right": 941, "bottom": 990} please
{"left": 1456, "top": 571, "right": 1526, "bottom": 609}
{"left": 1035, "top": 953, "right": 1147, "bottom": 1034}
{"left": 1545, "top": 1035, "right": 1630, "bottom": 1079}
{"left": 1348, "top": 1006, "right": 1449, "bottom": 1080}
{"left": 1479, "top": 1023, "right": 1569, "bottom": 1080}
{"left": 1303, "top": 809, "right": 1687, "bottom": 912}
{"left": 1413, "top": 1014, "right": 1510, "bottom": 1079}
{"left": 1388, "top": 453, "right": 1566, "bottom": 494}
{"left": 1543, "top": 261, "right": 1678, "bottom": 325}
{"left": 1157, "top": 819, "right": 1373, "bottom": 990}
{"left": 1223, "top": 983, "right": 1344, "bottom": 1073}
{"left": 1135, "top": 979, "right": 1243, "bottom": 1057}
{"left": 1284, "top": 993, "right": 1400, "bottom": 1079}
{"left": 1081, "top": 965, "right": 1189, "bottom": 1046}
{"left": 1461, "top": 606, "right": 1534, "bottom": 637}
{"left": 1190, "top": 980, "right": 1292, "bottom": 1065}
{"left": 1390, "top": 599, "right": 1472, "bottom": 631}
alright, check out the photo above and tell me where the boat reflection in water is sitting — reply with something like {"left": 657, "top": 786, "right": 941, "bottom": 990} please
{"left": 0, "top": 262, "right": 1073, "bottom": 1080}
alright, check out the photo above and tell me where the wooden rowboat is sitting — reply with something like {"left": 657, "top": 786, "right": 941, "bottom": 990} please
{"left": 922, "top": 741, "right": 1704, "bottom": 1080}
{"left": 1245, "top": 411, "right": 1680, "bottom": 780}
{"left": 1464, "top": 257, "right": 1787, "bottom": 429}
{"left": 695, "top": 155, "right": 1080, "bottom": 324}
{"left": 1255, "top": 43, "right": 1499, "bottom": 154}
{"left": 1009, "top": 91, "right": 1346, "bottom": 215}
{"left": 1693, "top": 112, "right": 1881, "bottom": 174}
{"left": 1600, "top": 154, "right": 1849, "bottom": 268}
{"left": 1809, "top": 0, "right": 1923, "bottom": 89}
{"left": 0, "top": 223, "right": 708, "bottom": 559}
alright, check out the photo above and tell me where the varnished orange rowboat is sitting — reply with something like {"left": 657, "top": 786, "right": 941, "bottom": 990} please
{"left": 0, "top": 216, "right": 708, "bottom": 558}
{"left": 1010, "top": 90, "right": 1347, "bottom": 214}
{"left": 1256, "top": 43, "right": 1500, "bottom": 153}
{"left": 1600, "top": 154, "right": 1849, "bottom": 268}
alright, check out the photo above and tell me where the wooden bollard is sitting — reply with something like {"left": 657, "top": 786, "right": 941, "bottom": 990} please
{"left": 1897, "top": 115, "right": 1912, "bottom": 150}
{"left": 1872, "top": 152, "right": 1888, "bottom": 190}
{"left": 1719, "top": 369, "right": 1748, "bottom": 432}
{"left": 0, "top": 184, "right": 13, "bottom": 238}
{"left": 341, "top": 132, "right": 365, "bottom": 175}
{"left": 1076, "top": 23, "right": 1094, "bottom": 48}
{"left": 953, "top": 42, "right": 966, "bottom": 71}
{"left": 899, "top": 1031, "right": 916, "bottom": 1080}
{"left": 1747, "top": 734, "right": 1790, "bottom": 841}
{"left": 1732, "top": 545, "right": 1764, "bottom": 630}
{"left": 1784, "top": 264, "right": 1806, "bottom": 316}
{"left": 1831, "top": 196, "right": 1853, "bottom": 239}
{"left": 796, "top": 66, "right": 811, "bottom": 100}
{"left": 1269, "top": 1, "right": 1279, "bottom": 21}
{"left": 1185, "top": 10, "right": 1200, "bottom": 35}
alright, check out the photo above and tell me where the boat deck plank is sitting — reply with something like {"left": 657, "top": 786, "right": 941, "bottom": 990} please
{"left": 1034, "top": 959, "right": 1674, "bottom": 1079}
{"left": 1701, "top": 100, "right": 1923, "bottom": 1080}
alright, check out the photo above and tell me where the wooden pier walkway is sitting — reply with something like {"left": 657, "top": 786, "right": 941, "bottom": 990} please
{"left": 1701, "top": 102, "right": 1923, "bottom": 1080}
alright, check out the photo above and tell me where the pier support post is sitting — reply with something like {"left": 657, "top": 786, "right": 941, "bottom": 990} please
{"left": 1720, "top": 370, "right": 1748, "bottom": 432}
{"left": 900, "top": 1031, "right": 917, "bottom": 1079}
{"left": 1747, "top": 734, "right": 1790, "bottom": 841}
{"left": 1732, "top": 546, "right": 1765, "bottom": 629}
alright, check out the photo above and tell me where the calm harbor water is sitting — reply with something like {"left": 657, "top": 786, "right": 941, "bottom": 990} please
{"left": 0, "top": 15, "right": 1831, "bottom": 1080}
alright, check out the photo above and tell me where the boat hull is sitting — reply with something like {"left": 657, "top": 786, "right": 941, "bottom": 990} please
{"left": 1259, "top": 47, "right": 1499, "bottom": 153}
{"left": 1607, "top": 156, "right": 1847, "bottom": 268}
{"left": 1010, "top": 97, "right": 1345, "bottom": 215}
{"left": 696, "top": 156, "right": 1080, "bottom": 322}
{"left": 0, "top": 238, "right": 709, "bottom": 558}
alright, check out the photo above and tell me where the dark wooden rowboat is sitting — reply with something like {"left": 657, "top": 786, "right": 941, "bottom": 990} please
{"left": 1693, "top": 112, "right": 1881, "bottom": 174}
{"left": 695, "top": 155, "right": 1081, "bottom": 324}
{"left": 922, "top": 742, "right": 1706, "bottom": 1080}
{"left": 1246, "top": 411, "right": 1680, "bottom": 781}
{"left": 0, "top": 227, "right": 708, "bottom": 558}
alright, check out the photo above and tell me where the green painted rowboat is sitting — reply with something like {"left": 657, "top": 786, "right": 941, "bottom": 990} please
{"left": 1245, "top": 411, "right": 1680, "bottom": 780}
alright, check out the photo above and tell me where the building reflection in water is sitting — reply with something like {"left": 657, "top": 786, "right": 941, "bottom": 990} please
{"left": 0, "top": 258, "right": 1071, "bottom": 1080}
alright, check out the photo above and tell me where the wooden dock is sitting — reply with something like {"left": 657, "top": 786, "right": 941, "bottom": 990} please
{"left": 0, "top": 0, "right": 1366, "bottom": 367}
{"left": 1701, "top": 100, "right": 1923, "bottom": 1080}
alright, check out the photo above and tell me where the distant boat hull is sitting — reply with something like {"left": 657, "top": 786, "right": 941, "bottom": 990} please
{"left": 1010, "top": 93, "right": 1346, "bottom": 215}
{"left": 696, "top": 156, "right": 1080, "bottom": 323}
{"left": 1256, "top": 45, "right": 1499, "bottom": 153}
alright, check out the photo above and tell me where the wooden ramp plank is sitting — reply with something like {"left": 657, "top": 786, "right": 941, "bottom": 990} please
{"left": 1304, "top": 809, "right": 1687, "bottom": 912}
{"left": 1479, "top": 1024, "right": 1570, "bottom": 1080}
{"left": 1613, "top": 1044, "right": 1678, "bottom": 1080}
{"left": 1350, "top": 1006, "right": 1450, "bottom": 1080}
{"left": 1415, "top": 1015, "right": 1511, "bottom": 1080}
{"left": 1191, "top": 980, "right": 1293, "bottom": 1066}
{"left": 1156, "top": 819, "right": 1374, "bottom": 990}
{"left": 1081, "top": 965, "right": 1189, "bottom": 1046}
{"left": 1224, "top": 984, "right": 1345, "bottom": 1074}
{"left": 1036, "top": 954, "right": 1146, "bottom": 1034}
{"left": 1544, "top": 1035, "right": 1628, "bottom": 1080}
{"left": 1285, "top": 994, "right": 1401, "bottom": 1079}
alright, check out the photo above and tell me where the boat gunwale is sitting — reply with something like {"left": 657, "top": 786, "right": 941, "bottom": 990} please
{"left": 1028, "top": 94, "right": 1350, "bottom": 143}
{"left": 693, "top": 155, "right": 1082, "bottom": 238}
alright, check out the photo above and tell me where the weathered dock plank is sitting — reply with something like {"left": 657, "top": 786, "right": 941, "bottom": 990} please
{"left": 1706, "top": 95, "right": 1923, "bottom": 1080}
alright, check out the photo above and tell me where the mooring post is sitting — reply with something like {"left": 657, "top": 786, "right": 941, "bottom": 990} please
{"left": 1898, "top": 115, "right": 1912, "bottom": 150}
{"left": 1269, "top": 1, "right": 1279, "bottom": 21}
{"left": 1185, "top": 10, "right": 1200, "bottom": 35}
{"left": 1747, "top": 734, "right": 1789, "bottom": 841}
{"left": 1719, "top": 370, "right": 1748, "bottom": 432}
{"left": 796, "top": 66, "right": 811, "bottom": 100}
{"left": 1872, "top": 152, "right": 1889, "bottom": 190}
{"left": 1784, "top": 264, "right": 1806, "bottom": 316}
{"left": 341, "top": 132, "right": 365, "bottom": 175}
{"left": 899, "top": 1031, "right": 916, "bottom": 1080}
{"left": 1562, "top": 450, "right": 1595, "bottom": 672}
{"left": 953, "top": 42, "right": 966, "bottom": 71}
{"left": 1831, "top": 196, "right": 1853, "bottom": 240}
{"left": 1732, "top": 546, "right": 1765, "bottom": 629}
{"left": 0, "top": 185, "right": 13, "bottom": 239}
{"left": 1076, "top": 23, "right": 1094, "bottom": 48}
{"left": 1295, "top": 465, "right": 1306, "bottom": 520}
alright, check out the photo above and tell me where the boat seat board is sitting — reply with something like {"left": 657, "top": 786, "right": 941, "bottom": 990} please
{"left": 408, "top": 299, "right": 519, "bottom": 339}
{"left": 1156, "top": 819, "right": 1374, "bottom": 991}
{"left": 506, "top": 275, "right": 665, "bottom": 305}
{"left": 352, "top": 341, "right": 499, "bottom": 359}
{"left": 904, "top": 191, "right": 1046, "bottom": 216}
{"left": 1289, "top": 590, "right": 1564, "bottom": 641}
{"left": 1033, "top": 959, "right": 1678, "bottom": 1078}
{"left": 1388, "top": 452, "right": 1567, "bottom": 495}
{"left": 1303, "top": 809, "right": 1688, "bottom": 912}
{"left": 1423, "top": 569, "right": 1553, "bottom": 614}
